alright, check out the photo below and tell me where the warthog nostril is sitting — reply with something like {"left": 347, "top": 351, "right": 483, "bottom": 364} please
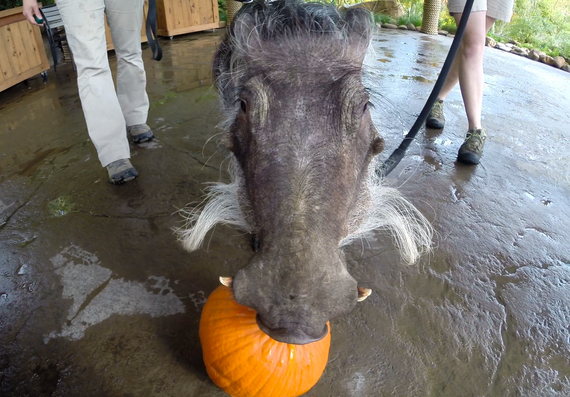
{"left": 289, "top": 295, "right": 296, "bottom": 300}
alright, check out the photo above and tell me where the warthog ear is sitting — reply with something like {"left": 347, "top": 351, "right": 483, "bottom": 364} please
{"left": 372, "top": 136, "right": 385, "bottom": 156}
{"left": 344, "top": 7, "right": 373, "bottom": 60}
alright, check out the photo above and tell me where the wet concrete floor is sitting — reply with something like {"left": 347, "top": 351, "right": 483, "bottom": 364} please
{"left": 1, "top": 27, "right": 569, "bottom": 396}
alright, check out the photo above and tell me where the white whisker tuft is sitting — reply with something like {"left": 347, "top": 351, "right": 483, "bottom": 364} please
{"left": 340, "top": 163, "right": 433, "bottom": 264}
{"left": 176, "top": 162, "right": 252, "bottom": 252}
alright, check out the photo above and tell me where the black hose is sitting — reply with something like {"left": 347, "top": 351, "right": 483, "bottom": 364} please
{"left": 377, "top": 0, "right": 476, "bottom": 177}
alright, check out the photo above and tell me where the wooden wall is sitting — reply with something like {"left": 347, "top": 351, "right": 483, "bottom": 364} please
{"left": 104, "top": 0, "right": 149, "bottom": 51}
{"left": 157, "top": 0, "right": 220, "bottom": 37}
{"left": 0, "top": 7, "right": 50, "bottom": 93}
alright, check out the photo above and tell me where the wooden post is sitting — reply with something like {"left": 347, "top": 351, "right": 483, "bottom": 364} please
{"left": 226, "top": 0, "right": 242, "bottom": 25}
{"left": 421, "top": 0, "right": 442, "bottom": 35}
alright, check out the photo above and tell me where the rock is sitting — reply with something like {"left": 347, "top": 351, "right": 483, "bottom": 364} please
{"left": 538, "top": 51, "right": 547, "bottom": 62}
{"left": 485, "top": 37, "right": 496, "bottom": 47}
{"left": 543, "top": 55, "right": 555, "bottom": 66}
{"left": 504, "top": 43, "right": 514, "bottom": 48}
{"left": 347, "top": 1, "right": 405, "bottom": 18}
{"left": 438, "top": 30, "right": 449, "bottom": 36}
{"left": 376, "top": 23, "right": 383, "bottom": 29}
{"left": 528, "top": 49, "right": 540, "bottom": 61}
{"left": 407, "top": 24, "right": 416, "bottom": 31}
{"left": 508, "top": 38, "right": 521, "bottom": 46}
{"left": 512, "top": 46, "right": 529, "bottom": 56}
{"left": 496, "top": 43, "right": 511, "bottom": 52}
{"left": 553, "top": 56, "right": 566, "bottom": 69}
{"left": 381, "top": 23, "right": 398, "bottom": 29}
{"left": 562, "top": 64, "right": 570, "bottom": 73}
{"left": 398, "top": 25, "right": 408, "bottom": 30}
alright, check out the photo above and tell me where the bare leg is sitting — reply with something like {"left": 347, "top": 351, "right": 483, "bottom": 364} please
{"left": 437, "top": 13, "right": 496, "bottom": 105}
{"left": 438, "top": 13, "right": 496, "bottom": 130}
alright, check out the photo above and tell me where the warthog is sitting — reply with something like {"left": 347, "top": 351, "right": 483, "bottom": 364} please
{"left": 179, "top": 0, "right": 432, "bottom": 345}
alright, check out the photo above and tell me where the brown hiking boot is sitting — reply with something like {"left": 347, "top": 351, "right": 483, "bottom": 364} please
{"left": 426, "top": 99, "right": 445, "bottom": 129}
{"left": 457, "top": 128, "right": 486, "bottom": 165}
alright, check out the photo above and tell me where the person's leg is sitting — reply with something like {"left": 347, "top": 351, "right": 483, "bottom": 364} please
{"left": 105, "top": 0, "right": 153, "bottom": 143}
{"left": 426, "top": 12, "right": 495, "bottom": 130}
{"left": 454, "top": 13, "right": 497, "bottom": 164}
{"left": 454, "top": 11, "right": 494, "bottom": 130}
{"left": 57, "top": 0, "right": 132, "bottom": 168}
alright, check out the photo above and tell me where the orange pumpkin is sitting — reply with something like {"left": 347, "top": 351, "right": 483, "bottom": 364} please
{"left": 199, "top": 286, "right": 331, "bottom": 397}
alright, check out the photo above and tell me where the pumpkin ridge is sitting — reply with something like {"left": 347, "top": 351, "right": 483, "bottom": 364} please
{"left": 205, "top": 322, "right": 260, "bottom": 340}
{"left": 257, "top": 339, "right": 291, "bottom": 395}
{"left": 227, "top": 352, "right": 277, "bottom": 396}
{"left": 204, "top": 330, "right": 270, "bottom": 370}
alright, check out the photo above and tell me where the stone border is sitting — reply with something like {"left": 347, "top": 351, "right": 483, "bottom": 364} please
{"left": 378, "top": 23, "right": 570, "bottom": 73}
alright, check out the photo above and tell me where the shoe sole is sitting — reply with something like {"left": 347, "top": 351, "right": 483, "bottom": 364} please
{"left": 109, "top": 169, "right": 138, "bottom": 185}
{"left": 426, "top": 119, "right": 445, "bottom": 129}
{"left": 457, "top": 152, "right": 481, "bottom": 165}
{"left": 131, "top": 132, "right": 155, "bottom": 144}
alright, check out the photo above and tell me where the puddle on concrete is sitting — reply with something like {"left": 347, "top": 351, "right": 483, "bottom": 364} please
{"left": 48, "top": 196, "right": 75, "bottom": 217}
{"left": 402, "top": 75, "right": 433, "bottom": 83}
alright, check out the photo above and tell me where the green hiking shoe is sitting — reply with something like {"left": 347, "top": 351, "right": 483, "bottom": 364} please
{"left": 127, "top": 123, "right": 154, "bottom": 144}
{"left": 457, "top": 128, "right": 486, "bottom": 165}
{"left": 426, "top": 99, "right": 445, "bottom": 129}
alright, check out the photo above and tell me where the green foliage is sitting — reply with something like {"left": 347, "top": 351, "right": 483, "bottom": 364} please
{"left": 493, "top": 0, "right": 570, "bottom": 58}
{"left": 0, "top": 0, "right": 55, "bottom": 11}
{"left": 439, "top": 3, "right": 458, "bottom": 33}
{"left": 439, "top": 0, "right": 569, "bottom": 58}
{"left": 0, "top": 0, "right": 22, "bottom": 10}
{"left": 375, "top": 13, "right": 396, "bottom": 24}
{"left": 218, "top": 0, "right": 227, "bottom": 22}
{"left": 328, "top": 0, "right": 365, "bottom": 5}
{"left": 390, "top": 0, "right": 423, "bottom": 26}
{"left": 376, "top": 13, "right": 392, "bottom": 24}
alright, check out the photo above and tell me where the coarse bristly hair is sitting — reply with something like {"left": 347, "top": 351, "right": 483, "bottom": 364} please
{"left": 176, "top": 0, "right": 433, "bottom": 264}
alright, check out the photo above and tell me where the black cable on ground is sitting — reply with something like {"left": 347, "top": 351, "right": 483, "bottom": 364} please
{"left": 377, "top": 0, "right": 476, "bottom": 177}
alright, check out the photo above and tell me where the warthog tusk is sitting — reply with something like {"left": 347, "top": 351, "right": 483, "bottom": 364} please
{"left": 219, "top": 276, "right": 233, "bottom": 288}
{"left": 357, "top": 287, "right": 372, "bottom": 302}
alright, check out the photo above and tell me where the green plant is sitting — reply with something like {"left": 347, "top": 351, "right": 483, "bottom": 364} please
{"left": 397, "top": 15, "right": 410, "bottom": 25}
{"left": 439, "top": 3, "right": 458, "bottom": 33}
{"left": 375, "top": 13, "right": 395, "bottom": 25}
{"left": 495, "top": 0, "right": 570, "bottom": 59}
{"left": 0, "top": 0, "right": 54, "bottom": 11}
{"left": 218, "top": 0, "right": 226, "bottom": 22}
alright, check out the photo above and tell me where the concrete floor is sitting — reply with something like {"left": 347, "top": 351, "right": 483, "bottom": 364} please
{"left": 1, "top": 27, "right": 569, "bottom": 396}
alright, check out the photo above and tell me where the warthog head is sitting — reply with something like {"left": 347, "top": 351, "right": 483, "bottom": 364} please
{"left": 179, "top": 0, "right": 432, "bottom": 345}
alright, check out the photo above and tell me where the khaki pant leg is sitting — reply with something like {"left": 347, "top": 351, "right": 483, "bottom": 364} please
{"left": 105, "top": 0, "right": 149, "bottom": 127}
{"left": 57, "top": 0, "right": 131, "bottom": 167}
